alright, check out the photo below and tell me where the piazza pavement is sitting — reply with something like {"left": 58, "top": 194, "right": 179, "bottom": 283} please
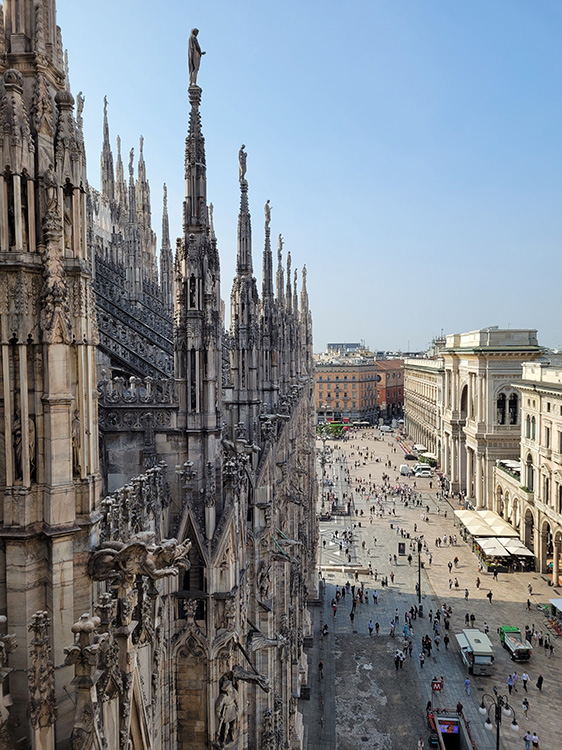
{"left": 301, "top": 427, "right": 560, "bottom": 750}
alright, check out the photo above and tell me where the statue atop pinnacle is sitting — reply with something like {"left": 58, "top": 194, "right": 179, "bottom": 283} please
{"left": 188, "top": 28, "right": 205, "bottom": 87}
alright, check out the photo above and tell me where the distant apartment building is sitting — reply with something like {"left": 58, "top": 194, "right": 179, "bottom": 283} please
{"left": 315, "top": 360, "right": 379, "bottom": 423}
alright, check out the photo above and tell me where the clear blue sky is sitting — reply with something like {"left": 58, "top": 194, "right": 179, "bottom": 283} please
{"left": 57, "top": 0, "right": 562, "bottom": 352}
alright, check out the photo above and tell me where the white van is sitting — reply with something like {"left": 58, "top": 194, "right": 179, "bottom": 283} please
{"left": 455, "top": 629, "right": 494, "bottom": 675}
{"left": 415, "top": 467, "right": 433, "bottom": 478}
{"left": 399, "top": 464, "right": 411, "bottom": 476}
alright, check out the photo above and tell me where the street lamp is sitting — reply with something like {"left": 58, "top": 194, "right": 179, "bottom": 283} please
{"left": 479, "top": 688, "right": 519, "bottom": 750}
{"left": 417, "top": 539, "right": 422, "bottom": 605}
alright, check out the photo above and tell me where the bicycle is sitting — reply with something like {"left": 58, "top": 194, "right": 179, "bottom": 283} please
{"left": 536, "top": 603, "right": 550, "bottom": 614}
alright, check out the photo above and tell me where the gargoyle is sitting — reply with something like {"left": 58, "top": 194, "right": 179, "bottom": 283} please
{"left": 88, "top": 536, "right": 191, "bottom": 585}
{"left": 231, "top": 664, "right": 270, "bottom": 693}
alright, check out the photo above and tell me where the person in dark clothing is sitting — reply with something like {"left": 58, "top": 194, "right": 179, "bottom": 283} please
{"left": 536, "top": 675, "right": 543, "bottom": 691}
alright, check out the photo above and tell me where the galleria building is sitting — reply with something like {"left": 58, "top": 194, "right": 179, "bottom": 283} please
{"left": 404, "top": 328, "right": 562, "bottom": 584}
{"left": 0, "top": 3, "right": 318, "bottom": 748}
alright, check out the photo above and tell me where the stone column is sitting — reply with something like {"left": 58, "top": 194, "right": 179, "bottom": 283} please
{"left": 451, "top": 437, "right": 458, "bottom": 491}
{"left": 540, "top": 529, "right": 549, "bottom": 573}
{"left": 553, "top": 539, "right": 561, "bottom": 587}
{"left": 466, "top": 448, "right": 473, "bottom": 498}
{"left": 476, "top": 455, "right": 484, "bottom": 509}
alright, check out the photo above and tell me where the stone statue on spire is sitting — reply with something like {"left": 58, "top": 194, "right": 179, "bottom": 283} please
{"left": 188, "top": 28, "right": 205, "bottom": 87}
{"left": 129, "top": 148, "right": 134, "bottom": 179}
{"left": 264, "top": 200, "right": 271, "bottom": 229}
{"left": 239, "top": 145, "right": 247, "bottom": 183}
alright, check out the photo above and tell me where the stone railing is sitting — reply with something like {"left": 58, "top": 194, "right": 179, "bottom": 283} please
{"left": 98, "top": 373, "right": 176, "bottom": 406}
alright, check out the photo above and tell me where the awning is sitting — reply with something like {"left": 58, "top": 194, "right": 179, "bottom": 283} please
{"left": 499, "top": 538, "right": 534, "bottom": 557}
{"left": 549, "top": 598, "right": 562, "bottom": 613}
{"left": 421, "top": 452, "right": 438, "bottom": 460}
{"left": 476, "top": 510, "right": 519, "bottom": 537}
{"left": 414, "top": 444, "right": 427, "bottom": 452}
{"left": 475, "top": 538, "right": 510, "bottom": 557}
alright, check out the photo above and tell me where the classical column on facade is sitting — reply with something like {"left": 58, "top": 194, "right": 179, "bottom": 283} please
{"left": 466, "top": 448, "right": 473, "bottom": 499}
{"left": 475, "top": 454, "right": 484, "bottom": 509}
{"left": 540, "top": 528, "right": 549, "bottom": 573}
{"left": 553, "top": 538, "right": 561, "bottom": 587}
{"left": 451, "top": 436, "right": 458, "bottom": 491}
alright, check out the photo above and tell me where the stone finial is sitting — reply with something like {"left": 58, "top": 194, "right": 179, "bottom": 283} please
{"left": 264, "top": 200, "right": 271, "bottom": 229}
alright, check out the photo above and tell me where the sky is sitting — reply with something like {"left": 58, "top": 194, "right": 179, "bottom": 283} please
{"left": 56, "top": 0, "right": 562, "bottom": 353}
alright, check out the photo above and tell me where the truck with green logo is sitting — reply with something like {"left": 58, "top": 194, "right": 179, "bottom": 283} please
{"left": 497, "top": 626, "right": 532, "bottom": 661}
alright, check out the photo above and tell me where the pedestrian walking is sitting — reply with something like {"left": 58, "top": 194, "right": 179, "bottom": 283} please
{"left": 444, "top": 634, "right": 450, "bottom": 650}
{"left": 464, "top": 677, "right": 471, "bottom": 696}
{"left": 333, "top": 603, "right": 337, "bottom": 617}
{"left": 318, "top": 660, "right": 324, "bottom": 679}
{"left": 536, "top": 675, "right": 543, "bottom": 691}
{"left": 522, "top": 672, "right": 529, "bottom": 692}
{"left": 417, "top": 737, "right": 424, "bottom": 750}
{"left": 531, "top": 732, "right": 539, "bottom": 750}
{"left": 456, "top": 701, "right": 463, "bottom": 714}
{"left": 373, "top": 590, "right": 378, "bottom": 604}
{"left": 394, "top": 651, "right": 400, "bottom": 671}
{"left": 507, "top": 674, "right": 514, "bottom": 694}
{"left": 448, "top": 561, "right": 453, "bottom": 573}
{"left": 368, "top": 619, "right": 374, "bottom": 636}
{"left": 375, "top": 622, "right": 380, "bottom": 636}
{"left": 390, "top": 571, "right": 394, "bottom": 584}
{"left": 528, "top": 583, "right": 533, "bottom": 596}
{"left": 349, "top": 611, "right": 355, "bottom": 626}
{"left": 524, "top": 731, "right": 532, "bottom": 750}
{"left": 487, "top": 590, "right": 493, "bottom": 604}
{"left": 522, "top": 698, "right": 529, "bottom": 718}
{"left": 526, "top": 599, "right": 531, "bottom": 611}
{"left": 493, "top": 568, "right": 498, "bottom": 581}
{"left": 476, "top": 576, "right": 480, "bottom": 589}
{"left": 419, "top": 651, "right": 425, "bottom": 668}
{"left": 464, "top": 588, "right": 469, "bottom": 600}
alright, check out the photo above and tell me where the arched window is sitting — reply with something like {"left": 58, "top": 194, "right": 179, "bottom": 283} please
{"left": 508, "top": 393, "right": 518, "bottom": 425}
{"left": 531, "top": 416, "right": 536, "bottom": 441}
{"left": 496, "top": 393, "right": 506, "bottom": 425}
{"left": 525, "top": 415, "right": 531, "bottom": 439}
{"left": 526, "top": 455, "right": 534, "bottom": 492}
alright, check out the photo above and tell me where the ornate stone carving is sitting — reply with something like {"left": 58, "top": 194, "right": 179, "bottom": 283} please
{"left": 27, "top": 611, "right": 57, "bottom": 730}
{"left": 64, "top": 614, "right": 106, "bottom": 749}
{"left": 215, "top": 675, "right": 238, "bottom": 747}
{"left": 188, "top": 28, "right": 205, "bottom": 87}
{"left": 88, "top": 535, "right": 191, "bottom": 585}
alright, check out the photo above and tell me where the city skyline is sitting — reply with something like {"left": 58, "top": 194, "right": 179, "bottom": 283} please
{"left": 57, "top": 0, "right": 562, "bottom": 351}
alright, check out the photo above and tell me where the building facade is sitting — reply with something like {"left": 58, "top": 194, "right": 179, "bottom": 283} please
{"left": 403, "top": 357, "right": 444, "bottom": 455}
{"left": 403, "top": 329, "right": 543, "bottom": 505}
{"left": 440, "top": 328, "right": 542, "bottom": 505}
{"left": 315, "top": 360, "right": 379, "bottom": 424}
{"left": 0, "top": 5, "right": 317, "bottom": 749}
{"left": 493, "top": 360, "right": 562, "bottom": 579}
{"left": 374, "top": 359, "right": 404, "bottom": 420}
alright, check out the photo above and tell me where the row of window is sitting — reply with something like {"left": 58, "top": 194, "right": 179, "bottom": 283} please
{"left": 526, "top": 398, "right": 562, "bottom": 416}
{"left": 524, "top": 416, "right": 562, "bottom": 452}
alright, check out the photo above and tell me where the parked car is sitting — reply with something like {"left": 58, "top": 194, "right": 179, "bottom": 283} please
{"left": 404, "top": 453, "right": 417, "bottom": 460}
{"left": 415, "top": 468, "right": 433, "bottom": 478}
